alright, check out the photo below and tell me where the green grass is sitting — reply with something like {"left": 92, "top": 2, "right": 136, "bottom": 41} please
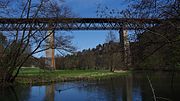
{"left": 16, "top": 67, "right": 130, "bottom": 84}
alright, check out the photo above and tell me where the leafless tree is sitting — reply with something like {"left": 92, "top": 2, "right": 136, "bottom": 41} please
{"left": 97, "top": 1, "right": 180, "bottom": 100}
{"left": 0, "top": 0, "right": 76, "bottom": 85}
{"left": 97, "top": 0, "right": 180, "bottom": 69}
{"left": 105, "top": 31, "right": 117, "bottom": 43}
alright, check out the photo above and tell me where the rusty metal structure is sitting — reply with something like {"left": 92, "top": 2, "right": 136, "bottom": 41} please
{"left": 0, "top": 18, "right": 163, "bottom": 69}
{"left": 0, "top": 18, "right": 162, "bottom": 31}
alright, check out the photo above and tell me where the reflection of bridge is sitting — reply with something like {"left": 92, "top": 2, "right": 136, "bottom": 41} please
{"left": 0, "top": 18, "right": 163, "bottom": 69}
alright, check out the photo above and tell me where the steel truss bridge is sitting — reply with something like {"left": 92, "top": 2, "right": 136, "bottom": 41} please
{"left": 0, "top": 18, "right": 163, "bottom": 31}
{"left": 0, "top": 18, "right": 165, "bottom": 68}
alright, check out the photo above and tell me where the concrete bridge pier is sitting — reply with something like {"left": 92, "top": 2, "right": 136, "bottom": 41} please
{"left": 45, "top": 30, "right": 56, "bottom": 70}
{"left": 119, "top": 29, "right": 131, "bottom": 68}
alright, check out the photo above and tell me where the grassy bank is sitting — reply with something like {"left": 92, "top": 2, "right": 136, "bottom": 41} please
{"left": 16, "top": 67, "right": 130, "bottom": 85}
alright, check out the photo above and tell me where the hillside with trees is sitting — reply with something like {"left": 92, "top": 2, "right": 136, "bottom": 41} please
{"left": 55, "top": 41, "right": 124, "bottom": 71}
{"left": 55, "top": 23, "right": 180, "bottom": 71}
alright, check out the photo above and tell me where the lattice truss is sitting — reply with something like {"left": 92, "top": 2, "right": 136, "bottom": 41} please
{"left": 0, "top": 18, "right": 162, "bottom": 31}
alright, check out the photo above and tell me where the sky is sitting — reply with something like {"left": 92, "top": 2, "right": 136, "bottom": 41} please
{"left": 65, "top": 0, "right": 128, "bottom": 17}
{"left": 61, "top": 0, "right": 129, "bottom": 51}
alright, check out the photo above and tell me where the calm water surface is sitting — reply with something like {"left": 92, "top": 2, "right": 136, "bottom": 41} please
{"left": 1, "top": 72, "right": 180, "bottom": 101}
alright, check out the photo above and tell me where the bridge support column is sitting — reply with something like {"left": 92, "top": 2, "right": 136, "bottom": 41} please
{"left": 119, "top": 29, "right": 131, "bottom": 68}
{"left": 45, "top": 30, "right": 56, "bottom": 70}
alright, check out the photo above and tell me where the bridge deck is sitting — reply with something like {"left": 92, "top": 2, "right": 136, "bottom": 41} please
{"left": 0, "top": 18, "right": 163, "bottom": 31}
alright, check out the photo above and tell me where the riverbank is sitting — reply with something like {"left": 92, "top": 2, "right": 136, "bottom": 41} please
{"left": 15, "top": 68, "right": 130, "bottom": 85}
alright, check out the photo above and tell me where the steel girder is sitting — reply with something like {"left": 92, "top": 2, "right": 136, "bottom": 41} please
{"left": 0, "top": 18, "right": 163, "bottom": 31}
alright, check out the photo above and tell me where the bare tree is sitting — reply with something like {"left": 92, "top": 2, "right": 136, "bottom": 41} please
{"left": 97, "top": 0, "right": 180, "bottom": 69}
{"left": 105, "top": 31, "right": 117, "bottom": 43}
{"left": 97, "top": 1, "right": 180, "bottom": 100}
{"left": 0, "top": 0, "right": 76, "bottom": 85}
{"left": 123, "top": 0, "right": 180, "bottom": 68}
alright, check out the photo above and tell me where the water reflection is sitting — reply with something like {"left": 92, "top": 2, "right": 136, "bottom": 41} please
{"left": 45, "top": 84, "right": 55, "bottom": 101}
{"left": 0, "top": 72, "right": 180, "bottom": 101}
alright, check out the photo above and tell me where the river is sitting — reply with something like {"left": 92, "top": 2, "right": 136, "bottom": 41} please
{"left": 0, "top": 72, "right": 180, "bottom": 101}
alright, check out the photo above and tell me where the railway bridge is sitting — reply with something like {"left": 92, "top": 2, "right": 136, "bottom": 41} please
{"left": 0, "top": 18, "right": 163, "bottom": 69}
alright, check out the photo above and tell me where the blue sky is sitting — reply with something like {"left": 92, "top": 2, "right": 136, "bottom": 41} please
{"left": 62, "top": 0, "right": 128, "bottom": 51}
{"left": 65, "top": 0, "right": 128, "bottom": 17}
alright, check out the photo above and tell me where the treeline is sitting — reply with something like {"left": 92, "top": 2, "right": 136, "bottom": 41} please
{"left": 55, "top": 41, "right": 124, "bottom": 71}
{"left": 23, "top": 23, "right": 180, "bottom": 71}
{"left": 54, "top": 23, "right": 180, "bottom": 71}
